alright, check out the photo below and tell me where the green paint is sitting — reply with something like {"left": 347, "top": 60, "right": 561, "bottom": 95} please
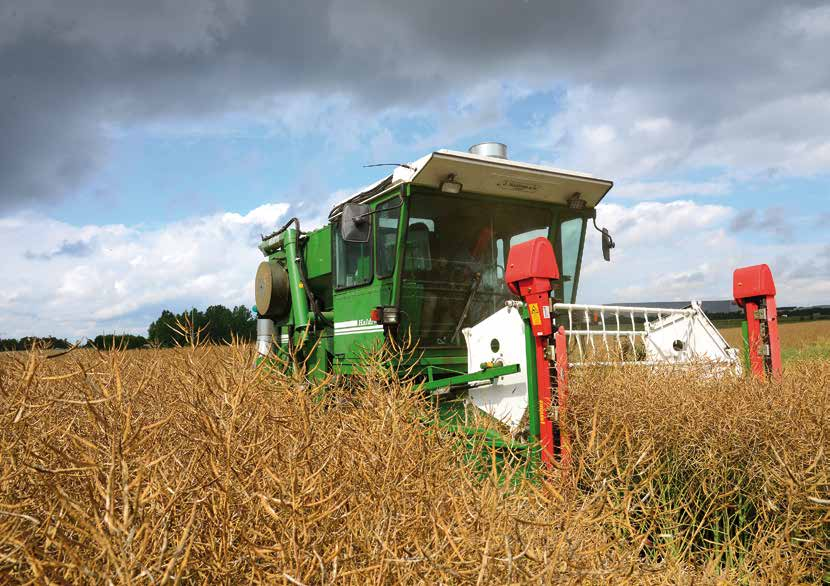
{"left": 391, "top": 184, "right": 410, "bottom": 310}
{"left": 304, "top": 225, "right": 332, "bottom": 279}
{"left": 420, "top": 363, "right": 520, "bottom": 392}
{"left": 522, "top": 305, "right": 541, "bottom": 441}
{"left": 415, "top": 355, "right": 468, "bottom": 366}
{"left": 283, "top": 227, "right": 310, "bottom": 329}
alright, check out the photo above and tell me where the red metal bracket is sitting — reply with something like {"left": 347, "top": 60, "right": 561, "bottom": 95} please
{"left": 733, "top": 264, "right": 782, "bottom": 380}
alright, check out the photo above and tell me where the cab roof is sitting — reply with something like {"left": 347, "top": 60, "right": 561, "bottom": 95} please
{"left": 330, "top": 149, "right": 614, "bottom": 219}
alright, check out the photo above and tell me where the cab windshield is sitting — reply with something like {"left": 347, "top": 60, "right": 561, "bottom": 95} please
{"left": 400, "top": 193, "right": 586, "bottom": 346}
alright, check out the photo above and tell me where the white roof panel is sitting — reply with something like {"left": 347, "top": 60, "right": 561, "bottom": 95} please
{"left": 413, "top": 150, "right": 613, "bottom": 207}
{"left": 332, "top": 149, "right": 613, "bottom": 214}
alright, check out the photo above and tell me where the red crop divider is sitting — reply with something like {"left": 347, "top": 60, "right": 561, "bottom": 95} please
{"left": 733, "top": 264, "right": 782, "bottom": 380}
{"left": 505, "top": 237, "right": 565, "bottom": 470}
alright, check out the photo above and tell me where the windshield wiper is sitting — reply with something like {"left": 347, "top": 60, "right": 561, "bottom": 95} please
{"left": 452, "top": 272, "right": 482, "bottom": 343}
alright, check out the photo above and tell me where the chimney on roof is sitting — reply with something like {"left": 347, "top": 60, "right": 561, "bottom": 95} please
{"left": 468, "top": 142, "right": 508, "bottom": 159}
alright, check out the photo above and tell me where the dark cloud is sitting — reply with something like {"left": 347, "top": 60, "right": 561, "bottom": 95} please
{"left": 730, "top": 207, "right": 793, "bottom": 241}
{"left": 24, "top": 238, "right": 96, "bottom": 260}
{"left": 0, "top": 0, "right": 828, "bottom": 211}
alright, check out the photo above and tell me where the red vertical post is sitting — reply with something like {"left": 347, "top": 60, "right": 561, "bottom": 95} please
{"left": 554, "top": 325, "right": 570, "bottom": 472}
{"left": 742, "top": 299, "right": 764, "bottom": 378}
{"left": 505, "top": 237, "right": 560, "bottom": 469}
{"left": 534, "top": 334, "right": 555, "bottom": 466}
{"left": 765, "top": 296, "right": 782, "bottom": 378}
{"left": 733, "top": 264, "right": 782, "bottom": 380}
{"left": 526, "top": 290, "right": 555, "bottom": 468}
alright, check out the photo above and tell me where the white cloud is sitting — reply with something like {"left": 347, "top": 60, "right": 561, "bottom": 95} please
{"left": 612, "top": 180, "right": 731, "bottom": 200}
{"left": 690, "top": 92, "right": 830, "bottom": 176}
{"left": 2, "top": 197, "right": 827, "bottom": 340}
{"left": 0, "top": 203, "right": 289, "bottom": 339}
{"left": 536, "top": 85, "right": 830, "bottom": 187}
{"left": 582, "top": 124, "right": 616, "bottom": 146}
{"left": 580, "top": 201, "right": 829, "bottom": 306}
{"left": 634, "top": 117, "right": 672, "bottom": 134}
{"left": 536, "top": 86, "right": 697, "bottom": 181}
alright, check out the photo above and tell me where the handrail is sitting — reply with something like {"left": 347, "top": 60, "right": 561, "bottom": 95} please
{"left": 553, "top": 302, "right": 694, "bottom": 316}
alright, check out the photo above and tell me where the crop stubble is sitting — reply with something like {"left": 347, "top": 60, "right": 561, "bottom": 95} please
{"left": 0, "top": 332, "right": 827, "bottom": 583}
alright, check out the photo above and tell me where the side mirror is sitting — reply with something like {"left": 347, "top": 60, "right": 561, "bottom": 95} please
{"left": 601, "top": 228, "right": 615, "bottom": 262}
{"left": 340, "top": 203, "right": 371, "bottom": 242}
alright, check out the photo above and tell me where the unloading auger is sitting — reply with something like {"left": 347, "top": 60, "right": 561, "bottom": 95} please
{"left": 252, "top": 142, "right": 781, "bottom": 470}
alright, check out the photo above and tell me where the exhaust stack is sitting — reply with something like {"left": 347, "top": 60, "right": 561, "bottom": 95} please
{"left": 468, "top": 142, "right": 508, "bottom": 159}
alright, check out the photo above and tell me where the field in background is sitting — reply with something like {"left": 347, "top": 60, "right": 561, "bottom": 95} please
{"left": 0, "top": 335, "right": 828, "bottom": 583}
{"left": 720, "top": 319, "right": 830, "bottom": 361}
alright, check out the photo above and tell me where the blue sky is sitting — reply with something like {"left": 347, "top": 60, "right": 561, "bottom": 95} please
{"left": 1, "top": 1, "right": 828, "bottom": 339}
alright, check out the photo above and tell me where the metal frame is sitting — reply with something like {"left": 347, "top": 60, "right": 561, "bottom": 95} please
{"left": 374, "top": 194, "right": 404, "bottom": 280}
{"left": 552, "top": 301, "right": 740, "bottom": 370}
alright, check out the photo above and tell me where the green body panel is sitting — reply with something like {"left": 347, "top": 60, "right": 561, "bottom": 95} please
{"left": 304, "top": 226, "right": 332, "bottom": 279}
{"left": 331, "top": 285, "right": 387, "bottom": 371}
{"left": 304, "top": 226, "right": 333, "bottom": 311}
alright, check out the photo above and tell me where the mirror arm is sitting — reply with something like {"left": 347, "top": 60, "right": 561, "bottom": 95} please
{"left": 591, "top": 215, "right": 615, "bottom": 262}
{"left": 591, "top": 215, "right": 614, "bottom": 247}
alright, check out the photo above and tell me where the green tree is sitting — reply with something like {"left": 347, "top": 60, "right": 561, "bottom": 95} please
{"left": 230, "top": 305, "right": 256, "bottom": 341}
{"left": 92, "top": 334, "right": 148, "bottom": 350}
{"left": 148, "top": 310, "right": 180, "bottom": 347}
{"left": 205, "top": 305, "right": 233, "bottom": 343}
{"left": 147, "top": 305, "right": 254, "bottom": 347}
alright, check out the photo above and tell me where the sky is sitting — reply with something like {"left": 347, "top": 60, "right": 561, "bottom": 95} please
{"left": 0, "top": 0, "right": 829, "bottom": 340}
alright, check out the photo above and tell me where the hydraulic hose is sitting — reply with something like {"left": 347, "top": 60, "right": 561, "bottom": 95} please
{"left": 261, "top": 217, "right": 300, "bottom": 243}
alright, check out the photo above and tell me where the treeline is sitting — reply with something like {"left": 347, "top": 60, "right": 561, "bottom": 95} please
{"left": 1, "top": 304, "right": 257, "bottom": 352}
{"left": 708, "top": 306, "right": 830, "bottom": 324}
{"left": 0, "top": 336, "right": 72, "bottom": 351}
{"left": 89, "top": 334, "right": 148, "bottom": 349}
{"left": 147, "top": 305, "right": 256, "bottom": 347}
{"left": 0, "top": 334, "right": 148, "bottom": 351}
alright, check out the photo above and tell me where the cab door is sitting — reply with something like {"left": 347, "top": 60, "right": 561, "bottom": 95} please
{"left": 331, "top": 214, "right": 384, "bottom": 372}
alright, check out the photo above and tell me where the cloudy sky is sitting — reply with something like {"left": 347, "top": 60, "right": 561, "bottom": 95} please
{"left": 1, "top": 0, "right": 829, "bottom": 339}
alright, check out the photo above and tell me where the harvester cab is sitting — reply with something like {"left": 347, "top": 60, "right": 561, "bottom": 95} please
{"left": 256, "top": 143, "right": 607, "bottom": 364}
{"left": 253, "top": 142, "right": 779, "bottom": 470}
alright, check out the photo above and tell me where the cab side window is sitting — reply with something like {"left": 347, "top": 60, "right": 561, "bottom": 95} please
{"left": 557, "top": 216, "right": 586, "bottom": 303}
{"left": 376, "top": 199, "right": 401, "bottom": 278}
{"left": 334, "top": 219, "right": 373, "bottom": 289}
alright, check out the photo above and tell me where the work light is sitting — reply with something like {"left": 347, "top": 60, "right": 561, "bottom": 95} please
{"left": 440, "top": 174, "right": 462, "bottom": 194}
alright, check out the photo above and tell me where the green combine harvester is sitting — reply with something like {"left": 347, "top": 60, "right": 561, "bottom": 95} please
{"left": 253, "top": 142, "right": 760, "bottom": 470}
